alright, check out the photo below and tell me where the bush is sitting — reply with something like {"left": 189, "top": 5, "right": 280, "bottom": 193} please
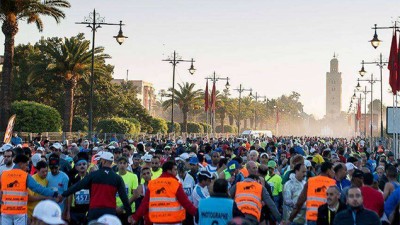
{"left": 150, "top": 117, "right": 168, "bottom": 134}
{"left": 167, "top": 121, "right": 181, "bottom": 133}
{"left": 215, "top": 125, "right": 237, "bottom": 133}
{"left": 72, "top": 116, "right": 88, "bottom": 132}
{"left": 125, "top": 118, "right": 141, "bottom": 134}
{"left": 199, "top": 122, "right": 212, "bottom": 133}
{"left": 11, "top": 101, "right": 62, "bottom": 132}
{"left": 181, "top": 122, "right": 204, "bottom": 133}
{"left": 96, "top": 118, "right": 137, "bottom": 134}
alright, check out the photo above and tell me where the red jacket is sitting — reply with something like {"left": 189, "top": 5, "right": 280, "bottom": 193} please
{"left": 361, "top": 186, "right": 384, "bottom": 217}
{"left": 132, "top": 172, "right": 197, "bottom": 223}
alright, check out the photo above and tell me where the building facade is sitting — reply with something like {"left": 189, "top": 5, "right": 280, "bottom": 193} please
{"left": 111, "top": 79, "right": 156, "bottom": 115}
{"left": 326, "top": 54, "right": 342, "bottom": 119}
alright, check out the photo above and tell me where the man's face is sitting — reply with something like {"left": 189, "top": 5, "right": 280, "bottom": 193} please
{"left": 211, "top": 153, "right": 220, "bottom": 165}
{"left": 260, "top": 155, "right": 269, "bottom": 164}
{"left": 189, "top": 163, "right": 198, "bottom": 172}
{"left": 50, "top": 165, "right": 59, "bottom": 175}
{"left": 114, "top": 151, "right": 122, "bottom": 161}
{"left": 376, "top": 168, "right": 384, "bottom": 178}
{"left": 75, "top": 161, "right": 88, "bottom": 173}
{"left": 52, "top": 148, "right": 61, "bottom": 156}
{"left": 133, "top": 157, "right": 140, "bottom": 166}
{"left": 20, "top": 162, "right": 28, "bottom": 172}
{"left": 339, "top": 167, "right": 347, "bottom": 179}
{"left": 249, "top": 152, "right": 258, "bottom": 162}
{"left": 170, "top": 165, "right": 178, "bottom": 176}
{"left": 295, "top": 165, "right": 307, "bottom": 181}
{"left": 347, "top": 188, "right": 363, "bottom": 207}
{"left": 3, "top": 151, "right": 12, "bottom": 166}
{"left": 248, "top": 162, "right": 258, "bottom": 176}
{"left": 326, "top": 187, "right": 340, "bottom": 206}
{"left": 142, "top": 169, "right": 152, "bottom": 181}
{"left": 118, "top": 160, "right": 128, "bottom": 171}
{"left": 152, "top": 158, "right": 160, "bottom": 171}
{"left": 122, "top": 148, "right": 129, "bottom": 156}
{"left": 327, "top": 167, "right": 335, "bottom": 178}
{"left": 37, "top": 167, "right": 48, "bottom": 179}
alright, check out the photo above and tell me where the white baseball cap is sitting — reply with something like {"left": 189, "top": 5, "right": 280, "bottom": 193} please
{"left": 0, "top": 144, "right": 13, "bottom": 152}
{"left": 31, "top": 153, "right": 42, "bottom": 167}
{"left": 33, "top": 200, "right": 65, "bottom": 225}
{"left": 177, "top": 139, "right": 183, "bottom": 145}
{"left": 36, "top": 146, "right": 45, "bottom": 152}
{"left": 346, "top": 162, "right": 357, "bottom": 171}
{"left": 99, "top": 152, "right": 114, "bottom": 161}
{"left": 88, "top": 214, "right": 122, "bottom": 225}
{"left": 141, "top": 153, "right": 153, "bottom": 163}
{"left": 51, "top": 143, "right": 62, "bottom": 150}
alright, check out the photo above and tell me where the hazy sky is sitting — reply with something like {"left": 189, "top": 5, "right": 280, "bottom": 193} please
{"left": 9, "top": 0, "right": 400, "bottom": 118}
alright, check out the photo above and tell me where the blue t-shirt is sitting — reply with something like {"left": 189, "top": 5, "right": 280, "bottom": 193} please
{"left": 47, "top": 171, "right": 69, "bottom": 211}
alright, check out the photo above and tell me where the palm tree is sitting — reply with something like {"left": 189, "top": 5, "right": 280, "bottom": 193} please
{"left": 30, "top": 34, "right": 109, "bottom": 132}
{"left": 162, "top": 82, "right": 202, "bottom": 132}
{"left": 0, "top": 0, "right": 70, "bottom": 129}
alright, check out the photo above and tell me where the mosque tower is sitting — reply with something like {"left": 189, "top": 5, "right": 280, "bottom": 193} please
{"left": 326, "top": 53, "right": 342, "bottom": 119}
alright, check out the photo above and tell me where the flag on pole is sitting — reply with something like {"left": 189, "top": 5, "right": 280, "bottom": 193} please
{"left": 3, "top": 114, "right": 16, "bottom": 144}
{"left": 204, "top": 81, "right": 209, "bottom": 112}
{"left": 276, "top": 110, "right": 280, "bottom": 124}
{"left": 211, "top": 81, "right": 216, "bottom": 112}
{"left": 356, "top": 99, "right": 361, "bottom": 121}
{"left": 388, "top": 29, "right": 398, "bottom": 94}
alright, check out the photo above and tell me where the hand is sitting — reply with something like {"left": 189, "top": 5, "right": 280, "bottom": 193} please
{"left": 56, "top": 195, "right": 63, "bottom": 203}
{"left": 116, "top": 207, "right": 124, "bottom": 215}
{"left": 128, "top": 216, "right": 135, "bottom": 225}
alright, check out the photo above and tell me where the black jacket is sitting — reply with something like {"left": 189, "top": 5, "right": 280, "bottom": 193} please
{"left": 317, "top": 201, "right": 347, "bottom": 225}
{"left": 333, "top": 207, "right": 381, "bottom": 225}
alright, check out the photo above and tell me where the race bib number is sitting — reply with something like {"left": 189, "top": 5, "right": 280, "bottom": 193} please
{"left": 75, "top": 189, "right": 90, "bottom": 205}
{"left": 184, "top": 187, "right": 192, "bottom": 196}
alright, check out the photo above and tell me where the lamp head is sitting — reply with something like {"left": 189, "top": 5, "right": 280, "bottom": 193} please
{"left": 188, "top": 58, "right": 196, "bottom": 75}
{"left": 114, "top": 21, "right": 127, "bottom": 45}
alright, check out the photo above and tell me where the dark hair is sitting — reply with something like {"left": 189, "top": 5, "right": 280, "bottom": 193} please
{"left": 363, "top": 173, "right": 374, "bottom": 185}
{"left": 247, "top": 174, "right": 260, "bottom": 181}
{"left": 14, "top": 154, "right": 29, "bottom": 164}
{"left": 346, "top": 185, "right": 361, "bottom": 197}
{"left": 152, "top": 156, "right": 160, "bottom": 161}
{"left": 232, "top": 157, "right": 243, "bottom": 165}
{"left": 23, "top": 147, "right": 32, "bottom": 158}
{"left": 258, "top": 166, "right": 268, "bottom": 176}
{"left": 218, "top": 158, "right": 228, "bottom": 168}
{"left": 386, "top": 165, "right": 398, "bottom": 179}
{"left": 123, "top": 145, "right": 132, "bottom": 151}
{"left": 213, "top": 179, "right": 228, "bottom": 194}
{"left": 13, "top": 147, "right": 24, "bottom": 156}
{"left": 141, "top": 167, "right": 151, "bottom": 173}
{"left": 334, "top": 163, "right": 344, "bottom": 173}
{"left": 36, "top": 161, "right": 48, "bottom": 170}
{"left": 4, "top": 149, "right": 15, "bottom": 157}
{"left": 294, "top": 163, "right": 303, "bottom": 171}
{"left": 347, "top": 157, "right": 358, "bottom": 164}
{"left": 162, "top": 161, "right": 176, "bottom": 172}
{"left": 321, "top": 162, "right": 333, "bottom": 173}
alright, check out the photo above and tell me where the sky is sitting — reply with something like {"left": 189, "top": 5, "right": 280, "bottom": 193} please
{"left": 8, "top": 0, "right": 400, "bottom": 118}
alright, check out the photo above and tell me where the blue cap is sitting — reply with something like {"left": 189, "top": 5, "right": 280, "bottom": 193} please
{"left": 227, "top": 160, "right": 240, "bottom": 172}
{"left": 189, "top": 157, "right": 199, "bottom": 165}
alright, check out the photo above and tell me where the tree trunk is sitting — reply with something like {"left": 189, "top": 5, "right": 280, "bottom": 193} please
{"left": 220, "top": 114, "right": 225, "bottom": 133}
{"left": 183, "top": 110, "right": 188, "bottom": 133}
{"left": 63, "top": 79, "right": 77, "bottom": 132}
{"left": 0, "top": 15, "right": 18, "bottom": 130}
{"left": 229, "top": 115, "right": 234, "bottom": 126}
{"left": 244, "top": 119, "right": 248, "bottom": 129}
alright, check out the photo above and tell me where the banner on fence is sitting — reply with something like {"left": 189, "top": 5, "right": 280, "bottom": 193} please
{"left": 3, "top": 114, "right": 16, "bottom": 144}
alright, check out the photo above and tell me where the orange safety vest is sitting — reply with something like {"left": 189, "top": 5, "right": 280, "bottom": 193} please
{"left": 234, "top": 181, "right": 263, "bottom": 221}
{"left": 1, "top": 169, "right": 28, "bottom": 214}
{"left": 148, "top": 177, "right": 185, "bottom": 223}
{"left": 240, "top": 168, "right": 249, "bottom": 178}
{"left": 306, "top": 175, "right": 336, "bottom": 221}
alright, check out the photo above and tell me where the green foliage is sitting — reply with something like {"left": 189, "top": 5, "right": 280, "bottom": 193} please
{"left": 72, "top": 116, "right": 88, "bottom": 132}
{"left": 215, "top": 125, "right": 237, "bottom": 133}
{"left": 124, "top": 118, "right": 141, "bottom": 134}
{"left": 199, "top": 122, "right": 211, "bottom": 133}
{"left": 180, "top": 122, "right": 204, "bottom": 133}
{"left": 96, "top": 118, "right": 137, "bottom": 134}
{"left": 167, "top": 122, "right": 181, "bottom": 133}
{"left": 11, "top": 101, "right": 62, "bottom": 132}
{"left": 150, "top": 118, "right": 168, "bottom": 134}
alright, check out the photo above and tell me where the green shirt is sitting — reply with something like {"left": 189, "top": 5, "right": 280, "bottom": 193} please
{"left": 117, "top": 171, "right": 138, "bottom": 212}
{"left": 265, "top": 173, "right": 282, "bottom": 196}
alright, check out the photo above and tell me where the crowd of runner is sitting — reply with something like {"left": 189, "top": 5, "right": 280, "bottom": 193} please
{"left": 0, "top": 133, "right": 399, "bottom": 225}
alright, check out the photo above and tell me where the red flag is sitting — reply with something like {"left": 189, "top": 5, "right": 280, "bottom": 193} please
{"left": 204, "top": 81, "right": 209, "bottom": 112}
{"left": 356, "top": 99, "right": 361, "bottom": 121}
{"left": 211, "top": 81, "right": 216, "bottom": 112}
{"left": 388, "top": 29, "right": 398, "bottom": 94}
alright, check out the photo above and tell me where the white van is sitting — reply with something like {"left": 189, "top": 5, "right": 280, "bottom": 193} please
{"left": 241, "top": 130, "right": 273, "bottom": 139}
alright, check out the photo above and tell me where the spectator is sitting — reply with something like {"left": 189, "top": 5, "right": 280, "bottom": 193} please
{"left": 361, "top": 172, "right": 384, "bottom": 217}
{"left": 31, "top": 200, "right": 66, "bottom": 225}
{"left": 333, "top": 186, "right": 381, "bottom": 225}
{"left": 283, "top": 163, "right": 307, "bottom": 224}
{"left": 317, "top": 186, "right": 346, "bottom": 225}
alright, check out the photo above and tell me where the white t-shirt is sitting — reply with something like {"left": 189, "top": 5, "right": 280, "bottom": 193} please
{"left": 177, "top": 172, "right": 195, "bottom": 202}
{"left": 0, "top": 163, "right": 15, "bottom": 175}
{"left": 191, "top": 184, "right": 210, "bottom": 207}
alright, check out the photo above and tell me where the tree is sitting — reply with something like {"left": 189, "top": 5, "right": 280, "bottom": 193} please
{"left": 162, "top": 82, "right": 202, "bottom": 132}
{"left": 0, "top": 0, "right": 71, "bottom": 130}
{"left": 30, "top": 34, "right": 110, "bottom": 132}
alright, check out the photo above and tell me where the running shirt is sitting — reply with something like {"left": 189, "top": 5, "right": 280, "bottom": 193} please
{"left": 191, "top": 184, "right": 210, "bottom": 207}
{"left": 205, "top": 165, "right": 218, "bottom": 178}
{"left": 177, "top": 173, "right": 195, "bottom": 202}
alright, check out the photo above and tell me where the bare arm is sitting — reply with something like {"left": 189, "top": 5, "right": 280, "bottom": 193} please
{"left": 383, "top": 182, "right": 393, "bottom": 200}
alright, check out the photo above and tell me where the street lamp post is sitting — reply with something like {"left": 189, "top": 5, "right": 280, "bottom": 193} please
{"left": 251, "top": 92, "right": 266, "bottom": 130}
{"left": 234, "top": 84, "right": 252, "bottom": 136}
{"left": 162, "top": 52, "right": 195, "bottom": 133}
{"left": 205, "top": 72, "right": 230, "bottom": 135}
{"left": 76, "top": 9, "right": 127, "bottom": 139}
{"left": 359, "top": 54, "right": 387, "bottom": 140}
